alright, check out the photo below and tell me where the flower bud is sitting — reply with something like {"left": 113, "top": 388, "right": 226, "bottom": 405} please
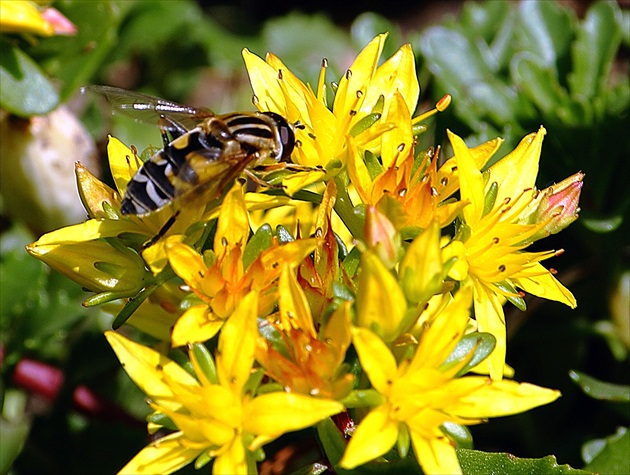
{"left": 520, "top": 172, "right": 584, "bottom": 241}
{"left": 364, "top": 205, "right": 401, "bottom": 269}
{"left": 26, "top": 236, "right": 148, "bottom": 296}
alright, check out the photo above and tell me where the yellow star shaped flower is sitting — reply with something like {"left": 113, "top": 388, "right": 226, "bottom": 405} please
{"left": 243, "top": 33, "right": 418, "bottom": 172}
{"left": 106, "top": 291, "right": 344, "bottom": 475}
{"left": 444, "top": 127, "right": 578, "bottom": 379}
{"left": 340, "top": 286, "right": 561, "bottom": 474}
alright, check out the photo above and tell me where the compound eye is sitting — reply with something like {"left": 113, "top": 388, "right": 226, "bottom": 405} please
{"left": 279, "top": 123, "right": 296, "bottom": 160}
{"left": 263, "top": 112, "right": 295, "bottom": 160}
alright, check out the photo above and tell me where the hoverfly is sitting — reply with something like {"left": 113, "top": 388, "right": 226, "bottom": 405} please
{"left": 85, "top": 85, "right": 296, "bottom": 216}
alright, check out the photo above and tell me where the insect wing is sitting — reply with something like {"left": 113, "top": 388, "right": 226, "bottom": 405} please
{"left": 172, "top": 142, "right": 253, "bottom": 205}
{"left": 84, "top": 85, "right": 214, "bottom": 129}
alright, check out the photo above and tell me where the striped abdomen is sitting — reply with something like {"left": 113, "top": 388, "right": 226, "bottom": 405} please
{"left": 120, "top": 112, "right": 294, "bottom": 216}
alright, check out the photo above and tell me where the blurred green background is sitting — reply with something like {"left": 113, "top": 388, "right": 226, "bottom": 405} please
{"left": 0, "top": 1, "right": 628, "bottom": 474}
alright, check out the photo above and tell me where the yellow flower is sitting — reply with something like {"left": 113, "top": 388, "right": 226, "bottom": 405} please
{"left": 0, "top": 0, "right": 76, "bottom": 36}
{"left": 445, "top": 127, "right": 578, "bottom": 379}
{"left": 243, "top": 33, "right": 418, "bottom": 171}
{"left": 340, "top": 286, "right": 561, "bottom": 474}
{"left": 256, "top": 268, "right": 354, "bottom": 400}
{"left": 166, "top": 182, "right": 319, "bottom": 346}
{"left": 106, "top": 291, "right": 344, "bottom": 475}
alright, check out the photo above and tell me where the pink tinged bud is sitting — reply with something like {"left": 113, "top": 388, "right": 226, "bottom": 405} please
{"left": 40, "top": 7, "right": 77, "bottom": 35}
{"left": 539, "top": 172, "right": 584, "bottom": 233}
{"left": 522, "top": 172, "right": 584, "bottom": 240}
{"left": 364, "top": 205, "right": 401, "bottom": 269}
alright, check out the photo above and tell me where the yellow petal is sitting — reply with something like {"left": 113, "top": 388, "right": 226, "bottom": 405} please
{"left": 472, "top": 280, "right": 507, "bottom": 380}
{"left": 409, "top": 430, "right": 462, "bottom": 475}
{"left": 368, "top": 43, "right": 419, "bottom": 117}
{"left": 488, "top": 127, "right": 546, "bottom": 216}
{"left": 399, "top": 221, "right": 443, "bottom": 303}
{"left": 346, "top": 136, "right": 374, "bottom": 204}
{"left": 445, "top": 378, "right": 561, "bottom": 418}
{"left": 216, "top": 291, "right": 258, "bottom": 394}
{"left": 213, "top": 436, "right": 249, "bottom": 475}
{"left": 117, "top": 432, "right": 202, "bottom": 475}
{"left": 245, "top": 392, "right": 343, "bottom": 446}
{"left": 334, "top": 33, "right": 387, "bottom": 120}
{"left": 0, "top": 0, "right": 54, "bottom": 36}
{"left": 438, "top": 137, "right": 504, "bottom": 200}
{"left": 380, "top": 91, "right": 414, "bottom": 169}
{"left": 104, "top": 331, "right": 199, "bottom": 408}
{"left": 512, "top": 263, "right": 577, "bottom": 308}
{"left": 281, "top": 169, "right": 327, "bottom": 196}
{"left": 356, "top": 250, "right": 407, "bottom": 342}
{"left": 265, "top": 52, "right": 313, "bottom": 121}
{"left": 166, "top": 240, "right": 214, "bottom": 297}
{"left": 242, "top": 49, "right": 288, "bottom": 115}
{"left": 27, "top": 231, "right": 147, "bottom": 293}
{"left": 215, "top": 182, "right": 249, "bottom": 252}
{"left": 411, "top": 285, "right": 472, "bottom": 372}
{"left": 75, "top": 162, "right": 121, "bottom": 219}
{"left": 172, "top": 305, "right": 224, "bottom": 347}
{"left": 448, "top": 130, "right": 485, "bottom": 224}
{"left": 278, "top": 264, "right": 316, "bottom": 336}
{"left": 107, "top": 136, "right": 140, "bottom": 195}
{"left": 30, "top": 219, "right": 139, "bottom": 245}
{"left": 339, "top": 405, "right": 398, "bottom": 469}
{"left": 352, "top": 327, "right": 397, "bottom": 394}
{"left": 442, "top": 239, "right": 469, "bottom": 281}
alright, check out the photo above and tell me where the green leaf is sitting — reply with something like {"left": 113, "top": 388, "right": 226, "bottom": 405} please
{"left": 351, "top": 13, "right": 400, "bottom": 58}
{"left": 261, "top": 12, "right": 350, "bottom": 85}
{"left": 581, "top": 214, "right": 624, "bottom": 233}
{"left": 457, "top": 448, "right": 594, "bottom": 475}
{"left": 289, "top": 462, "right": 328, "bottom": 475}
{"left": 510, "top": 53, "right": 568, "bottom": 115}
{"left": 569, "top": 370, "right": 630, "bottom": 401}
{"left": 517, "top": 1, "right": 575, "bottom": 66}
{"left": 459, "top": 1, "right": 512, "bottom": 43}
{"left": 583, "top": 427, "right": 630, "bottom": 474}
{"left": 0, "top": 41, "right": 58, "bottom": 116}
{"left": 35, "top": 0, "right": 125, "bottom": 102}
{"left": 569, "top": 1, "right": 623, "bottom": 99}
{"left": 0, "top": 391, "right": 31, "bottom": 474}
{"left": 316, "top": 418, "right": 423, "bottom": 474}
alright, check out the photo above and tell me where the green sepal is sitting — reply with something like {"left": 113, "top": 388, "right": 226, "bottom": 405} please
{"left": 441, "top": 422, "right": 473, "bottom": 449}
{"left": 276, "top": 225, "right": 295, "bottom": 243}
{"left": 349, "top": 112, "right": 382, "bottom": 137}
{"left": 190, "top": 342, "right": 218, "bottom": 385}
{"left": 243, "top": 223, "right": 273, "bottom": 269}
{"left": 441, "top": 332, "right": 496, "bottom": 377}
{"left": 146, "top": 412, "right": 177, "bottom": 431}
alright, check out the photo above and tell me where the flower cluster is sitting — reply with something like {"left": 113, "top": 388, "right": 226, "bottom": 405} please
{"left": 28, "top": 34, "right": 583, "bottom": 474}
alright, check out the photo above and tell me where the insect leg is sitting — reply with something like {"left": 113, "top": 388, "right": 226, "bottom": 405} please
{"left": 159, "top": 115, "right": 189, "bottom": 147}
{"left": 141, "top": 210, "right": 180, "bottom": 250}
